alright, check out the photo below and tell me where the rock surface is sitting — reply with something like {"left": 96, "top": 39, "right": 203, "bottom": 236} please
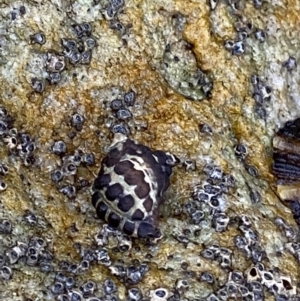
{"left": 0, "top": 0, "right": 300, "bottom": 300}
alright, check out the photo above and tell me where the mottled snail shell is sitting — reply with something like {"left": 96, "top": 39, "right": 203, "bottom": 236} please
{"left": 92, "top": 133, "right": 179, "bottom": 239}
{"left": 272, "top": 118, "right": 300, "bottom": 223}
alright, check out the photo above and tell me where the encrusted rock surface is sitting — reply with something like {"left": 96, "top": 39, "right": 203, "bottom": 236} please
{"left": 1, "top": 0, "right": 300, "bottom": 300}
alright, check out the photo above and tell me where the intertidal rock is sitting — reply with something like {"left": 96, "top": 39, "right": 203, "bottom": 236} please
{"left": 1, "top": 0, "right": 300, "bottom": 300}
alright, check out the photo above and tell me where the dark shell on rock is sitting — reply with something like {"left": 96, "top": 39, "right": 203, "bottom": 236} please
{"left": 273, "top": 118, "right": 300, "bottom": 185}
{"left": 92, "top": 134, "right": 179, "bottom": 239}
{"left": 272, "top": 118, "right": 300, "bottom": 225}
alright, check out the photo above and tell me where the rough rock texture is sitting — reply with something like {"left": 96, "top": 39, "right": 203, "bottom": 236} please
{"left": 0, "top": 0, "right": 300, "bottom": 300}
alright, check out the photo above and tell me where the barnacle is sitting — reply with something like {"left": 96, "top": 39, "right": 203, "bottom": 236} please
{"left": 127, "top": 287, "right": 143, "bottom": 301}
{"left": 123, "top": 90, "right": 136, "bottom": 107}
{"left": 92, "top": 133, "right": 179, "bottom": 238}
{"left": 51, "top": 140, "right": 67, "bottom": 156}
{"left": 23, "top": 210, "right": 38, "bottom": 226}
{"left": 72, "top": 22, "right": 92, "bottom": 38}
{"left": 208, "top": 0, "right": 220, "bottom": 10}
{"left": 254, "top": 29, "right": 266, "bottom": 42}
{"left": 0, "top": 266, "right": 12, "bottom": 280}
{"left": 116, "top": 108, "right": 132, "bottom": 121}
{"left": 50, "top": 282, "right": 65, "bottom": 295}
{"left": 212, "top": 213, "right": 229, "bottom": 232}
{"left": 282, "top": 57, "right": 297, "bottom": 71}
{"left": 60, "top": 185, "right": 76, "bottom": 199}
{"left": 81, "top": 153, "right": 95, "bottom": 166}
{"left": 199, "top": 123, "right": 213, "bottom": 134}
{"left": 103, "top": 278, "right": 117, "bottom": 295}
{"left": 81, "top": 50, "right": 92, "bottom": 65}
{"left": 0, "top": 219, "right": 12, "bottom": 234}
{"left": 80, "top": 280, "right": 96, "bottom": 295}
{"left": 51, "top": 169, "right": 64, "bottom": 183}
{"left": 149, "top": 288, "right": 169, "bottom": 301}
{"left": 234, "top": 144, "right": 248, "bottom": 161}
{"left": 199, "top": 271, "right": 214, "bottom": 284}
{"left": 71, "top": 113, "right": 85, "bottom": 131}
{"left": 29, "top": 32, "right": 46, "bottom": 45}
{"left": 231, "top": 41, "right": 245, "bottom": 56}
{"left": 78, "top": 260, "right": 90, "bottom": 274}
{"left": 182, "top": 159, "right": 196, "bottom": 171}
{"left": 31, "top": 78, "right": 45, "bottom": 93}
{"left": 111, "top": 99, "right": 123, "bottom": 111}
{"left": 175, "top": 279, "right": 189, "bottom": 293}
{"left": 110, "top": 21, "right": 126, "bottom": 36}
{"left": 47, "top": 72, "right": 61, "bottom": 85}
{"left": 0, "top": 180, "right": 7, "bottom": 191}
{"left": 45, "top": 52, "right": 65, "bottom": 73}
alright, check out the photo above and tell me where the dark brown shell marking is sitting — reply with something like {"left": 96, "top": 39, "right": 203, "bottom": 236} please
{"left": 92, "top": 134, "right": 179, "bottom": 238}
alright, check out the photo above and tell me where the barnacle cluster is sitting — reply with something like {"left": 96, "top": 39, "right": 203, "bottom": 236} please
{"left": 0, "top": 206, "right": 148, "bottom": 299}
{"left": 234, "top": 215, "right": 263, "bottom": 263}
{"left": 62, "top": 23, "right": 96, "bottom": 66}
{"left": 201, "top": 244, "right": 233, "bottom": 269}
{"left": 0, "top": 107, "right": 36, "bottom": 170}
{"left": 0, "top": 162, "right": 8, "bottom": 192}
{"left": 109, "top": 258, "right": 149, "bottom": 285}
{"left": 30, "top": 22, "right": 97, "bottom": 91}
{"left": 101, "top": 0, "right": 128, "bottom": 40}
{"left": 107, "top": 89, "right": 136, "bottom": 136}
{"left": 210, "top": 1, "right": 267, "bottom": 57}
{"left": 4, "top": 236, "right": 53, "bottom": 272}
{"left": 275, "top": 217, "right": 296, "bottom": 242}
{"left": 101, "top": 0, "right": 124, "bottom": 21}
{"left": 204, "top": 263, "right": 295, "bottom": 301}
{"left": 250, "top": 75, "right": 272, "bottom": 120}
{"left": 0, "top": 218, "right": 55, "bottom": 284}
{"left": 197, "top": 212, "right": 298, "bottom": 300}
{"left": 47, "top": 275, "right": 120, "bottom": 301}
{"left": 234, "top": 143, "right": 259, "bottom": 177}
{"left": 189, "top": 164, "right": 235, "bottom": 230}
{"left": 94, "top": 224, "right": 132, "bottom": 252}
{"left": 49, "top": 115, "right": 95, "bottom": 198}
